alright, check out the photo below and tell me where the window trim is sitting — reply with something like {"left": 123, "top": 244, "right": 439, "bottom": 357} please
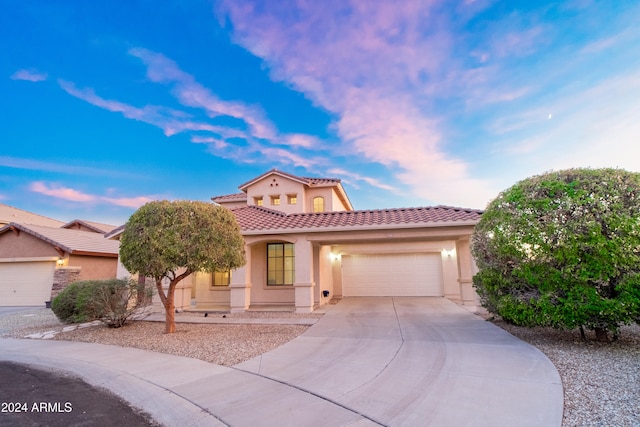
{"left": 270, "top": 195, "right": 281, "bottom": 206}
{"left": 254, "top": 196, "right": 264, "bottom": 206}
{"left": 266, "top": 242, "right": 295, "bottom": 286}
{"left": 210, "top": 270, "right": 231, "bottom": 288}
{"left": 287, "top": 194, "right": 297, "bottom": 205}
{"left": 313, "top": 196, "right": 325, "bottom": 212}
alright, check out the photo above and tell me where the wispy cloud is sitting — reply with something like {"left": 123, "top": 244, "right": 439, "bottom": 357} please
{"left": 328, "top": 168, "right": 396, "bottom": 191}
{"left": 129, "top": 47, "right": 277, "bottom": 140}
{"left": 11, "top": 69, "right": 48, "bottom": 82}
{"left": 218, "top": 1, "right": 497, "bottom": 206}
{"left": 29, "top": 181, "right": 156, "bottom": 209}
{"left": 218, "top": 0, "right": 640, "bottom": 207}
{"left": 30, "top": 182, "right": 96, "bottom": 202}
{"left": 56, "top": 48, "right": 325, "bottom": 172}
{"left": 0, "top": 155, "right": 140, "bottom": 179}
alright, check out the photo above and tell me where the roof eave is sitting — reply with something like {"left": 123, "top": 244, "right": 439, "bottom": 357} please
{"left": 239, "top": 220, "right": 479, "bottom": 236}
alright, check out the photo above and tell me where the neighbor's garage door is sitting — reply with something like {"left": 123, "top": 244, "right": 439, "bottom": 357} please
{"left": 0, "top": 261, "right": 55, "bottom": 306}
{"left": 342, "top": 253, "right": 443, "bottom": 297}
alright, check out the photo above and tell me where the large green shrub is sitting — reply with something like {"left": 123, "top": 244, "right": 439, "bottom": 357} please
{"left": 52, "top": 279, "right": 152, "bottom": 327}
{"left": 472, "top": 168, "right": 640, "bottom": 341}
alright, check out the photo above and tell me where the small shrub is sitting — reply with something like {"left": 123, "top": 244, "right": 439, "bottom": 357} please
{"left": 52, "top": 279, "right": 153, "bottom": 327}
{"left": 51, "top": 282, "right": 85, "bottom": 323}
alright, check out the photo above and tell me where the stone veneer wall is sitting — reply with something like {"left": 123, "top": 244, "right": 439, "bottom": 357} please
{"left": 51, "top": 267, "right": 82, "bottom": 300}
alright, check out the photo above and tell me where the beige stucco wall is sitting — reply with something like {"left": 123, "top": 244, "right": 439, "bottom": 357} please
{"left": 0, "top": 230, "right": 60, "bottom": 258}
{"left": 67, "top": 254, "right": 118, "bottom": 281}
{"left": 195, "top": 223, "right": 478, "bottom": 311}
{"left": 193, "top": 271, "right": 231, "bottom": 308}
{"left": 306, "top": 187, "right": 337, "bottom": 212}
{"left": 245, "top": 176, "right": 306, "bottom": 214}
{"left": 248, "top": 242, "right": 295, "bottom": 305}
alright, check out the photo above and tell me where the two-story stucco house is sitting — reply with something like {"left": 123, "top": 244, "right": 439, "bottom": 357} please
{"left": 159, "top": 169, "right": 482, "bottom": 313}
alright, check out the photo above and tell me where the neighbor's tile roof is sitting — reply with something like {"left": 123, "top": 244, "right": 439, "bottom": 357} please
{"left": 0, "top": 203, "right": 64, "bottom": 227}
{"left": 212, "top": 193, "right": 247, "bottom": 203}
{"left": 0, "top": 223, "right": 120, "bottom": 256}
{"left": 231, "top": 205, "right": 482, "bottom": 233}
{"left": 61, "top": 219, "right": 120, "bottom": 234}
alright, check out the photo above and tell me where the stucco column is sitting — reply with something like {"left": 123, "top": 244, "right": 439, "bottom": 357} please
{"left": 456, "top": 237, "right": 478, "bottom": 306}
{"left": 294, "top": 239, "right": 315, "bottom": 313}
{"left": 230, "top": 245, "right": 252, "bottom": 313}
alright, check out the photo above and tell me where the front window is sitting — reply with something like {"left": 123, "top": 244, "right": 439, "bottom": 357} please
{"left": 267, "top": 243, "right": 295, "bottom": 286}
{"left": 211, "top": 270, "right": 231, "bottom": 287}
{"left": 287, "top": 194, "right": 297, "bottom": 205}
{"left": 254, "top": 196, "right": 263, "bottom": 206}
{"left": 271, "top": 195, "right": 280, "bottom": 206}
{"left": 313, "top": 196, "right": 324, "bottom": 212}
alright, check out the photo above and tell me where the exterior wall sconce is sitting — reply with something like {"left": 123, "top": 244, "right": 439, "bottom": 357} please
{"left": 56, "top": 258, "right": 65, "bottom": 267}
{"left": 329, "top": 253, "right": 341, "bottom": 262}
{"left": 441, "top": 248, "right": 456, "bottom": 258}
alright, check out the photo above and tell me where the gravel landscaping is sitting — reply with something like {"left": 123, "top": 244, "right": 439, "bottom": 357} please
{"left": 1, "top": 307, "right": 639, "bottom": 426}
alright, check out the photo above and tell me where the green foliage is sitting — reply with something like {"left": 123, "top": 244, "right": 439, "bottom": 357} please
{"left": 118, "top": 200, "right": 246, "bottom": 333}
{"left": 472, "top": 168, "right": 640, "bottom": 340}
{"left": 51, "top": 279, "right": 152, "bottom": 327}
{"left": 51, "top": 282, "right": 85, "bottom": 323}
{"left": 119, "top": 201, "right": 246, "bottom": 280}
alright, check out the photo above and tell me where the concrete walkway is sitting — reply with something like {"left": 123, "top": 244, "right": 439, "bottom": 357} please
{"left": 0, "top": 297, "right": 563, "bottom": 426}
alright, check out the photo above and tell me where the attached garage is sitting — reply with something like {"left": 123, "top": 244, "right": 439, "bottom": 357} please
{"left": 341, "top": 253, "right": 444, "bottom": 297}
{"left": 0, "top": 260, "right": 56, "bottom": 306}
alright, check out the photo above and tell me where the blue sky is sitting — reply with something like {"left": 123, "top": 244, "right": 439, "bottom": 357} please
{"left": 2, "top": 0, "right": 640, "bottom": 225}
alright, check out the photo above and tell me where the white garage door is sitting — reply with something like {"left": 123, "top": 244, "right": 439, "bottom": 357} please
{"left": 342, "top": 253, "right": 443, "bottom": 297}
{"left": 0, "top": 261, "right": 55, "bottom": 306}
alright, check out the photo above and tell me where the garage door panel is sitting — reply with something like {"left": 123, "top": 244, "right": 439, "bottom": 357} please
{"left": 0, "top": 262, "right": 55, "bottom": 306}
{"left": 342, "top": 253, "right": 443, "bottom": 297}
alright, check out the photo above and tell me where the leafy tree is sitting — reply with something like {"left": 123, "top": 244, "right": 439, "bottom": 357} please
{"left": 119, "top": 201, "right": 246, "bottom": 333}
{"left": 472, "top": 168, "right": 640, "bottom": 341}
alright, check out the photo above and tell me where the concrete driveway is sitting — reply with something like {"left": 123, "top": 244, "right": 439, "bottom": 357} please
{"left": 0, "top": 298, "right": 563, "bottom": 426}
{"left": 237, "top": 297, "right": 563, "bottom": 426}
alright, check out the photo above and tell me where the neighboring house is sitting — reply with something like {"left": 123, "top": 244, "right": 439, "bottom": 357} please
{"left": 111, "top": 169, "right": 483, "bottom": 313}
{"left": 61, "top": 219, "right": 120, "bottom": 234}
{"left": 0, "top": 222, "right": 120, "bottom": 306}
{"left": 0, "top": 203, "right": 65, "bottom": 228}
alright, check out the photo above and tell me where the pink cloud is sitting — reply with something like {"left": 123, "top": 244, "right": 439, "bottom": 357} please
{"left": 30, "top": 181, "right": 157, "bottom": 209}
{"left": 102, "top": 196, "right": 154, "bottom": 209}
{"left": 30, "top": 182, "right": 96, "bottom": 202}
{"left": 11, "top": 69, "right": 48, "bottom": 82}
{"left": 217, "top": 1, "right": 496, "bottom": 207}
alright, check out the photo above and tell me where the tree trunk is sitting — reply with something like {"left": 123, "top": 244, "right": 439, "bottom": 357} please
{"left": 164, "top": 283, "right": 176, "bottom": 334}
{"left": 594, "top": 327, "right": 609, "bottom": 342}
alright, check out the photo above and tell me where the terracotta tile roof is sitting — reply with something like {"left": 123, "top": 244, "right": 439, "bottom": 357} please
{"left": 300, "top": 176, "right": 341, "bottom": 186}
{"left": 0, "top": 223, "right": 120, "bottom": 256}
{"left": 212, "top": 193, "right": 247, "bottom": 203}
{"left": 238, "top": 169, "right": 342, "bottom": 190}
{"left": 231, "top": 205, "right": 482, "bottom": 233}
{"left": 61, "top": 219, "right": 119, "bottom": 234}
{"left": 0, "top": 203, "right": 64, "bottom": 227}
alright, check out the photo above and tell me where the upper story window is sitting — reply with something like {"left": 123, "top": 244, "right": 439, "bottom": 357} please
{"left": 313, "top": 196, "right": 325, "bottom": 213}
{"left": 254, "top": 196, "right": 263, "bottom": 206}
{"left": 267, "top": 243, "right": 295, "bottom": 286}
{"left": 287, "top": 194, "right": 297, "bottom": 205}
{"left": 211, "top": 270, "right": 231, "bottom": 287}
{"left": 271, "top": 195, "right": 281, "bottom": 206}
